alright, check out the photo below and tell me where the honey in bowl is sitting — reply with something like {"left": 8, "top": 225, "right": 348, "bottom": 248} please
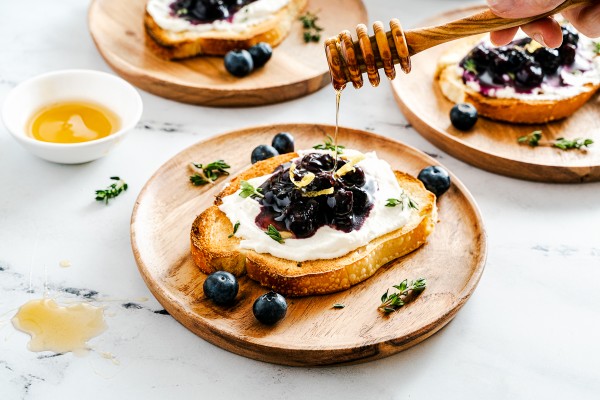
{"left": 28, "top": 101, "right": 120, "bottom": 144}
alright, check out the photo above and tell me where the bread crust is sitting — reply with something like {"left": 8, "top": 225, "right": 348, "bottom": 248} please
{"left": 435, "top": 39, "right": 600, "bottom": 124}
{"left": 144, "top": 0, "right": 308, "bottom": 59}
{"left": 190, "top": 154, "right": 437, "bottom": 297}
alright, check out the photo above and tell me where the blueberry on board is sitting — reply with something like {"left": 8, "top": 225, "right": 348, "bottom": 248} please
{"left": 248, "top": 42, "right": 273, "bottom": 68}
{"left": 253, "top": 291, "right": 287, "bottom": 325}
{"left": 418, "top": 166, "right": 451, "bottom": 198}
{"left": 203, "top": 271, "right": 239, "bottom": 305}
{"left": 224, "top": 49, "right": 254, "bottom": 77}
{"left": 251, "top": 145, "right": 279, "bottom": 164}
{"left": 450, "top": 103, "right": 478, "bottom": 131}
{"left": 271, "top": 132, "right": 295, "bottom": 154}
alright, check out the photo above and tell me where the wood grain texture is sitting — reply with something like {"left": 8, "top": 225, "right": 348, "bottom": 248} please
{"left": 88, "top": 0, "right": 367, "bottom": 107}
{"left": 392, "top": 6, "right": 600, "bottom": 183}
{"left": 130, "top": 124, "right": 487, "bottom": 366}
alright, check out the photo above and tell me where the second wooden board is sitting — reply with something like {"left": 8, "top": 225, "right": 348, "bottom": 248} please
{"left": 391, "top": 5, "right": 600, "bottom": 183}
{"left": 130, "top": 123, "right": 486, "bottom": 366}
{"left": 88, "top": 0, "right": 367, "bottom": 107}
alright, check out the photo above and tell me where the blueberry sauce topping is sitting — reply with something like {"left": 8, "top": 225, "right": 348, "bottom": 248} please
{"left": 170, "top": 0, "right": 257, "bottom": 24}
{"left": 254, "top": 153, "right": 377, "bottom": 239}
{"left": 459, "top": 25, "right": 593, "bottom": 96}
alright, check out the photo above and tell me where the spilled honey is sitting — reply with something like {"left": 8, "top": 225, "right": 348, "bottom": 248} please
{"left": 12, "top": 298, "right": 107, "bottom": 354}
{"left": 28, "top": 101, "right": 120, "bottom": 144}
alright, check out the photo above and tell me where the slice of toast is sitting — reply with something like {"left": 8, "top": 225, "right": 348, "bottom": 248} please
{"left": 190, "top": 153, "right": 437, "bottom": 297}
{"left": 145, "top": 0, "right": 308, "bottom": 59}
{"left": 435, "top": 38, "right": 600, "bottom": 124}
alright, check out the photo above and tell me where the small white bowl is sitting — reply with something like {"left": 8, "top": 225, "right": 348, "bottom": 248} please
{"left": 1, "top": 69, "right": 143, "bottom": 164}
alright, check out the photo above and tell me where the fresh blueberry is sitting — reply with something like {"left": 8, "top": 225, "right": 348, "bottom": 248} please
{"left": 203, "top": 271, "right": 238, "bottom": 305}
{"left": 248, "top": 42, "right": 273, "bottom": 68}
{"left": 561, "top": 25, "right": 579, "bottom": 46}
{"left": 515, "top": 61, "right": 544, "bottom": 88}
{"left": 253, "top": 291, "right": 287, "bottom": 325}
{"left": 224, "top": 49, "right": 254, "bottom": 77}
{"left": 271, "top": 132, "right": 294, "bottom": 154}
{"left": 559, "top": 43, "right": 577, "bottom": 66}
{"left": 533, "top": 47, "right": 561, "bottom": 74}
{"left": 417, "top": 166, "right": 451, "bottom": 197}
{"left": 251, "top": 145, "right": 279, "bottom": 164}
{"left": 191, "top": 0, "right": 230, "bottom": 22}
{"left": 450, "top": 103, "right": 478, "bottom": 131}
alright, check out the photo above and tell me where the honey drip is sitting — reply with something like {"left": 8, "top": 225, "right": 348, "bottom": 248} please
{"left": 12, "top": 298, "right": 107, "bottom": 355}
{"left": 28, "top": 101, "right": 119, "bottom": 144}
{"left": 332, "top": 88, "right": 343, "bottom": 171}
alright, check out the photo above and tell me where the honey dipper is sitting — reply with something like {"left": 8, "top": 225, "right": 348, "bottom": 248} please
{"left": 325, "top": 0, "right": 595, "bottom": 90}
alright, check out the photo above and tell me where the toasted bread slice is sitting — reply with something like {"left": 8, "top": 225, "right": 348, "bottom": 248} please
{"left": 145, "top": 0, "right": 308, "bottom": 59}
{"left": 190, "top": 153, "right": 437, "bottom": 297}
{"left": 435, "top": 38, "right": 600, "bottom": 124}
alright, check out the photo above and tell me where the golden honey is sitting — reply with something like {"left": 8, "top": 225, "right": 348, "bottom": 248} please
{"left": 28, "top": 101, "right": 120, "bottom": 144}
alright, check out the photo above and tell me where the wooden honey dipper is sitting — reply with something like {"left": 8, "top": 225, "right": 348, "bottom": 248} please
{"left": 325, "top": 0, "right": 595, "bottom": 90}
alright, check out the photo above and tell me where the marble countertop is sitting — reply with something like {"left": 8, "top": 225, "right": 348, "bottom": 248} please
{"left": 1, "top": 0, "right": 599, "bottom": 398}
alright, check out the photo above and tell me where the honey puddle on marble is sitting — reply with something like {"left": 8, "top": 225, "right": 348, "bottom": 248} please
{"left": 11, "top": 298, "right": 107, "bottom": 354}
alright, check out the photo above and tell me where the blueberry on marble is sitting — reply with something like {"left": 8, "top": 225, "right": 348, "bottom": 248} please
{"left": 248, "top": 42, "right": 273, "bottom": 68}
{"left": 271, "top": 132, "right": 295, "bottom": 154}
{"left": 418, "top": 166, "right": 451, "bottom": 197}
{"left": 251, "top": 145, "right": 279, "bottom": 164}
{"left": 224, "top": 49, "right": 254, "bottom": 77}
{"left": 203, "top": 271, "right": 238, "bottom": 305}
{"left": 253, "top": 291, "right": 287, "bottom": 325}
{"left": 450, "top": 103, "right": 478, "bottom": 131}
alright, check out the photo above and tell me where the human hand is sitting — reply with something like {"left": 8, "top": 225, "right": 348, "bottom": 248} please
{"left": 487, "top": 0, "right": 600, "bottom": 47}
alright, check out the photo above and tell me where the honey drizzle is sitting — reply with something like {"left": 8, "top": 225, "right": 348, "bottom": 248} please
{"left": 332, "top": 88, "right": 343, "bottom": 172}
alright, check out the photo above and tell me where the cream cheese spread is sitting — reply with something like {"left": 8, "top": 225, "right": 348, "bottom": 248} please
{"left": 218, "top": 150, "right": 414, "bottom": 262}
{"left": 147, "top": 0, "right": 290, "bottom": 33}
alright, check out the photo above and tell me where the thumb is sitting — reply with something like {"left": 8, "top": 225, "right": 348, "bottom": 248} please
{"left": 488, "top": 0, "right": 565, "bottom": 18}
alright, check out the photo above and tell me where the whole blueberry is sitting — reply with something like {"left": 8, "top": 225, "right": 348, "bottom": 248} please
{"left": 559, "top": 43, "right": 577, "bottom": 66}
{"left": 253, "top": 291, "right": 287, "bottom": 325}
{"left": 533, "top": 47, "right": 561, "bottom": 74}
{"left": 271, "top": 132, "right": 295, "bottom": 154}
{"left": 251, "top": 145, "right": 279, "bottom": 164}
{"left": 248, "top": 42, "right": 273, "bottom": 68}
{"left": 561, "top": 25, "right": 579, "bottom": 46}
{"left": 203, "top": 271, "right": 239, "bottom": 305}
{"left": 224, "top": 49, "right": 254, "bottom": 77}
{"left": 515, "top": 61, "right": 544, "bottom": 88}
{"left": 418, "top": 166, "right": 451, "bottom": 197}
{"left": 450, "top": 103, "right": 478, "bottom": 131}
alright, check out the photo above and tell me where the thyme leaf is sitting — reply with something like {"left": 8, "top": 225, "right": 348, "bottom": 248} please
{"left": 228, "top": 221, "right": 240, "bottom": 238}
{"left": 517, "top": 130, "right": 542, "bottom": 147}
{"left": 332, "top": 304, "right": 345, "bottom": 309}
{"left": 463, "top": 59, "right": 478, "bottom": 74}
{"left": 239, "top": 180, "right": 264, "bottom": 198}
{"left": 189, "top": 160, "right": 230, "bottom": 186}
{"left": 385, "top": 191, "right": 419, "bottom": 211}
{"left": 299, "top": 11, "right": 323, "bottom": 43}
{"left": 265, "top": 224, "right": 284, "bottom": 244}
{"left": 313, "top": 135, "right": 345, "bottom": 154}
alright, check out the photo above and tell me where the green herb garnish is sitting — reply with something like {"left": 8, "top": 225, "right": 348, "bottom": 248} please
{"left": 518, "top": 131, "right": 593, "bottom": 151}
{"left": 95, "top": 176, "right": 127, "bottom": 205}
{"left": 594, "top": 42, "right": 600, "bottom": 55}
{"left": 553, "top": 137, "right": 594, "bottom": 150}
{"left": 299, "top": 11, "right": 323, "bottom": 43}
{"left": 265, "top": 224, "right": 284, "bottom": 244}
{"left": 379, "top": 278, "right": 427, "bottom": 314}
{"left": 239, "top": 180, "right": 264, "bottom": 198}
{"left": 463, "top": 59, "right": 478, "bottom": 74}
{"left": 189, "top": 160, "right": 230, "bottom": 186}
{"left": 332, "top": 304, "right": 345, "bottom": 309}
{"left": 228, "top": 221, "right": 240, "bottom": 238}
{"left": 517, "top": 130, "right": 542, "bottom": 147}
{"left": 385, "top": 191, "right": 419, "bottom": 211}
{"left": 313, "top": 135, "right": 345, "bottom": 154}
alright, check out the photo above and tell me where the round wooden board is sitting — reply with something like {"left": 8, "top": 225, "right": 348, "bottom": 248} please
{"left": 130, "top": 124, "right": 487, "bottom": 366}
{"left": 391, "top": 5, "right": 600, "bottom": 183}
{"left": 88, "top": 0, "right": 367, "bottom": 107}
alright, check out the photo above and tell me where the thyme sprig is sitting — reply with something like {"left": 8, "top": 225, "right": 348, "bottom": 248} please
{"left": 379, "top": 278, "right": 427, "bottom": 314}
{"left": 313, "top": 135, "right": 345, "bottom": 154}
{"left": 265, "top": 224, "right": 284, "bottom": 243}
{"left": 299, "top": 10, "right": 323, "bottom": 43}
{"left": 386, "top": 191, "right": 419, "bottom": 211}
{"left": 518, "top": 131, "right": 593, "bottom": 150}
{"left": 228, "top": 221, "right": 240, "bottom": 238}
{"left": 239, "top": 180, "right": 264, "bottom": 198}
{"left": 95, "top": 176, "right": 128, "bottom": 205}
{"left": 463, "top": 59, "right": 478, "bottom": 74}
{"left": 189, "top": 160, "right": 230, "bottom": 186}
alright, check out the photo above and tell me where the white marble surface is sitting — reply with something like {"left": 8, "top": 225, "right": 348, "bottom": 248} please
{"left": 1, "top": 0, "right": 600, "bottom": 399}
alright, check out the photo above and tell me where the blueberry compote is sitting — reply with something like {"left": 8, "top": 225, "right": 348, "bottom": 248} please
{"left": 459, "top": 25, "right": 592, "bottom": 96}
{"left": 255, "top": 153, "right": 377, "bottom": 239}
{"left": 170, "top": 0, "right": 257, "bottom": 24}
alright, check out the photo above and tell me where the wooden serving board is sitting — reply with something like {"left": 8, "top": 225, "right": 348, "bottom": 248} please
{"left": 130, "top": 124, "right": 486, "bottom": 366}
{"left": 88, "top": 0, "right": 367, "bottom": 107}
{"left": 391, "top": 5, "right": 600, "bottom": 183}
